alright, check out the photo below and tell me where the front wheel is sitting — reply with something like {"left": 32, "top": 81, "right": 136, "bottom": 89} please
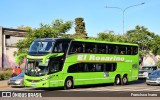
{"left": 64, "top": 78, "right": 74, "bottom": 90}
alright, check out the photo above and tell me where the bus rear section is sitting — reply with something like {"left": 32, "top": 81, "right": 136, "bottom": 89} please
{"left": 61, "top": 53, "right": 139, "bottom": 89}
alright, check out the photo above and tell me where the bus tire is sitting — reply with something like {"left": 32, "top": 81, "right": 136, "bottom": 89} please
{"left": 114, "top": 75, "right": 121, "bottom": 85}
{"left": 64, "top": 77, "right": 74, "bottom": 90}
{"left": 122, "top": 75, "right": 128, "bottom": 85}
{"left": 146, "top": 83, "right": 150, "bottom": 86}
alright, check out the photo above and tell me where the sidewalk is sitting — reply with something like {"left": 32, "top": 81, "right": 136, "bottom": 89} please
{"left": 0, "top": 80, "right": 9, "bottom": 88}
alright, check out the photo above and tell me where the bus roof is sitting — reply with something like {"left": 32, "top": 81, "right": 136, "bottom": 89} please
{"left": 33, "top": 38, "right": 138, "bottom": 46}
{"left": 73, "top": 39, "right": 138, "bottom": 46}
{"left": 34, "top": 38, "right": 73, "bottom": 41}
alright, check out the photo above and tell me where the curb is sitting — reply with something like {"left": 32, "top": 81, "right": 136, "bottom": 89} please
{"left": 0, "top": 86, "right": 9, "bottom": 88}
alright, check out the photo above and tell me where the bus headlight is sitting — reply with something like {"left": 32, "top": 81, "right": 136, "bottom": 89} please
{"left": 41, "top": 76, "right": 53, "bottom": 81}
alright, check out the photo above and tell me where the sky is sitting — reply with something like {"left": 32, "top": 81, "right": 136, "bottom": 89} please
{"left": 0, "top": 0, "right": 160, "bottom": 37}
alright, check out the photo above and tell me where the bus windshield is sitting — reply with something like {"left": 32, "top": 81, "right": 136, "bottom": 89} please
{"left": 25, "top": 60, "right": 49, "bottom": 76}
{"left": 28, "top": 41, "right": 54, "bottom": 54}
{"left": 25, "top": 59, "right": 62, "bottom": 76}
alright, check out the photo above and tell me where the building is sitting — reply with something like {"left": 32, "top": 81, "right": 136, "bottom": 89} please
{"left": 0, "top": 27, "right": 27, "bottom": 70}
{"left": 142, "top": 53, "right": 158, "bottom": 67}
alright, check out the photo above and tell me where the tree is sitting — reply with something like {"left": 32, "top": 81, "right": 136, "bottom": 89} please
{"left": 16, "top": 19, "right": 73, "bottom": 56}
{"left": 17, "top": 25, "right": 32, "bottom": 31}
{"left": 125, "top": 25, "right": 156, "bottom": 52}
{"left": 74, "top": 17, "right": 87, "bottom": 38}
{"left": 97, "top": 31, "right": 126, "bottom": 42}
{"left": 97, "top": 31, "right": 115, "bottom": 41}
{"left": 152, "top": 36, "right": 160, "bottom": 55}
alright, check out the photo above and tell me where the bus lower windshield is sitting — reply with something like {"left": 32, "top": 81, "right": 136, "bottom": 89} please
{"left": 25, "top": 59, "right": 62, "bottom": 76}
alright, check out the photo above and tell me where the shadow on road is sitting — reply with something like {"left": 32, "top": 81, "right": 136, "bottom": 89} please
{"left": 129, "top": 79, "right": 146, "bottom": 85}
{"left": 24, "top": 79, "right": 146, "bottom": 91}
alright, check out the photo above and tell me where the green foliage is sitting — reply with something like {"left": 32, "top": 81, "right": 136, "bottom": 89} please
{"left": 152, "top": 36, "right": 160, "bottom": 55}
{"left": 156, "top": 61, "right": 160, "bottom": 68}
{"left": 125, "top": 25, "right": 156, "bottom": 51}
{"left": 15, "top": 19, "right": 160, "bottom": 65}
{"left": 97, "top": 31, "right": 127, "bottom": 42}
{"left": 75, "top": 17, "right": 87, "bottom": 38}
{"left": 96, "top": 25, "right": 160, "bottom": 56}
{"left": 16, "top": 19, "right": 73, "bottom": 64}
{"left": 0, "top": 69, "right": 12, "bottom": 80}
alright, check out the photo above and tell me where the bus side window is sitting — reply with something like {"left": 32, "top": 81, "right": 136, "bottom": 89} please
{"left": 87, "top": 49, "right": 92, "bottom": 53}
{"left": 132, "top": 46, "right": 138, "bottom": 55}
{"left": 95, "top": 64, "right": 103, "bottom": 72}
{"left": 88, "top": 64, "right": 95, "bottom": 72}
{"left": 70, "top": 47, "right": 76, "bottom": 53}
{"left": 53, "top": 42, "right": 63, "bottom": 52}
{"left": 85, "top": 42, "right": 96, "bottom": 53}
{"left": 105, "top": 63, "right": 117, "bottom": 72}
{"left": 106, "top": 45, "right": 108, "bottom": 54}
{"left": 127, "top": 46, "right": 132, "bottom": 55}
{"left": 108, "top": 45, "right": 117, "bottom": 54}
{"left": 62, "top": 42, "right": 69, "bottom": 52}
{"left": 119, "top": 45, "right": 127, "bottom": 55}
{"left": 93, "top": 48, "right": 96, "bottom": 53}
{"left": 97, "top": 44, "right": 106, "bottom": 54}
{"left": 108, "top": 48, "right": 112, "bottom": 54}
{"left": 77, "top": 47, "right": 82, "bottom": 53}
{"left": 69, "top": 42, "right": 84, "bottom": 54}
{"left": 68, "top": 64, "right": 77, "bottom": 73}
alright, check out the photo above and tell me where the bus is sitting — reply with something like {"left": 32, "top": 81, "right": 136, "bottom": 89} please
{"left": 17, "top": 38, "right": 139, "bottom": 89}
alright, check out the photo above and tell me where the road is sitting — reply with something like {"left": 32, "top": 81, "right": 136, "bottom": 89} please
{"left": 1, "top": 79, "right": 160, "bottom": 100}
{"left": 0, "top": 79, "right": 159, "bottom": 91}
{"left": 1, "top": 79, "right": 160, "bottom": 94}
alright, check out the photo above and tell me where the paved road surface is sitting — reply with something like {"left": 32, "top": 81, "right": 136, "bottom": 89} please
{"left": 0, "top": 79, "right": 160, "bottom": 99}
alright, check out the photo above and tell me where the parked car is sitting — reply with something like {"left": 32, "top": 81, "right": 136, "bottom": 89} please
{"left": 138, "top": 66, "right": 157, "bottom": 79}
{"left": 146, "top": 70, "right": 160, "bottom": 85}
{"left": 8, "top": 72, "right": 24, "bottom": 87}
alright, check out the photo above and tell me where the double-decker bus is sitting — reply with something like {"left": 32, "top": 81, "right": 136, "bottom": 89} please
{"left": 18, "top": 38, "right": 139, "bottom": 89}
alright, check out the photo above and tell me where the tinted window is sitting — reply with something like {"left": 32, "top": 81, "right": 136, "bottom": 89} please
{"left": 85, "top": 42, "right": 96, "bottom": 53}
{"left": 97, "top": 44, "right": 106, "bottom": 54}
{"left": 127, "top": 46, "right": 132, "bottom": 55}
{"left": 69, "top": 42, "right": 84, "bottom": 54}
{"left": 118, "top": 45, "right": 127, "bottom": 54}
{"left": 108, "top": 45, "right": 118, "bottom": 54}
{"left": 67, "top": 63, "right": 117, "bottom": 73}
{"left": 53, "top": 41, "right": 70, "bottom": 53}
{"left": 132, "top": 46, "right": 138, "bottom": 55}
{"left": 48, "top": 61, "right": 63, "bottom": 74}
{"left": 68, "top": 41, "right": 138, "bottom": 55}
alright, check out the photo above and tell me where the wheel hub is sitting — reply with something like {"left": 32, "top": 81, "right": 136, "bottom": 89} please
{"left": 67, "top": 80, "right": 72, "bottom": 87}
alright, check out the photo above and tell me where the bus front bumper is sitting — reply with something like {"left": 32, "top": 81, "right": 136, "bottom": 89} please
{"left": 24, "top": 80, "right": 50, "bottom": 88}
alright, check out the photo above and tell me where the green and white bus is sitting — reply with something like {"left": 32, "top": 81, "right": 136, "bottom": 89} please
{"left": 19, "top": 38, "right": 139, "bottom": 89}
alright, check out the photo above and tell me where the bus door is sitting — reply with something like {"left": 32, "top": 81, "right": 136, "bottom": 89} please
{"left": 131, "top": 63, "right": 139, "bottom": 80}
{"left": 48, "top": 61, "right": 62, "bottom": 87}
{"left": 75, "top": 63, "right": 97, "bottom": 85}
{"left": 94, "top": 64, "right": 110, "bottom": 84}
